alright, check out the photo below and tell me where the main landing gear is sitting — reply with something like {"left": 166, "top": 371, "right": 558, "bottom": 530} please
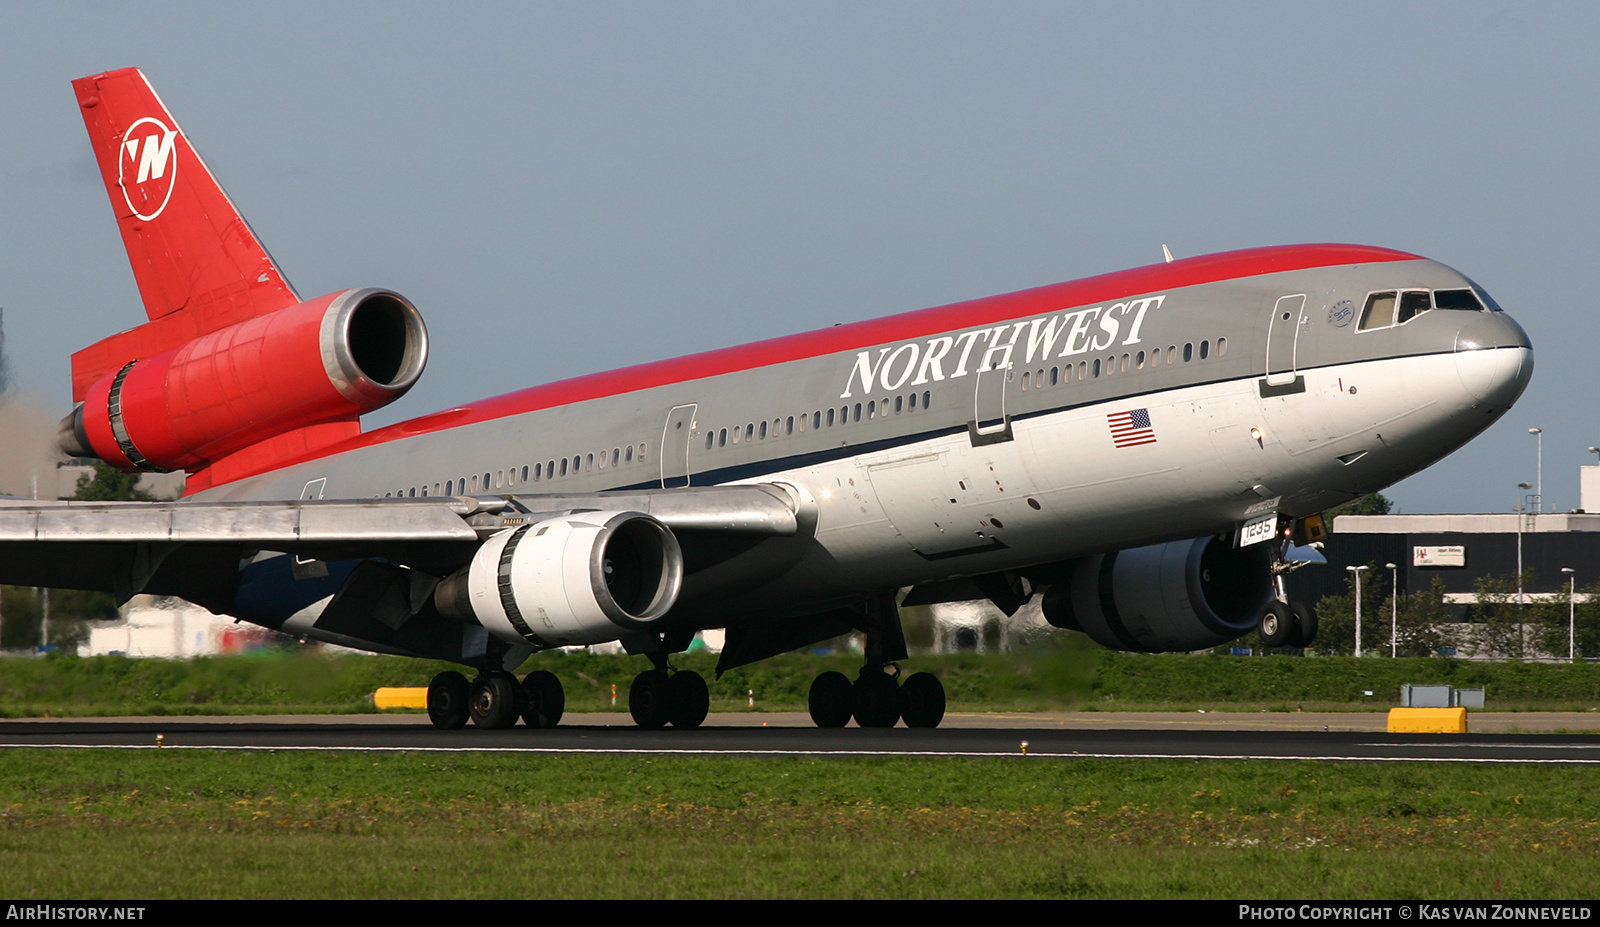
{"left": 801, "top": 593, "right": 946, "bottom": 729}
{"left": 426, "top": 668, "right": 567, "bottom": 730}
{"left": 807, "top": 666, "right": 946, "bottom": 729}
{"left": 627, "top": 666, "right": 710, "bottom": 730}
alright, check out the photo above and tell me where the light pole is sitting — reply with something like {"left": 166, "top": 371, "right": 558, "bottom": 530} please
{"left": 1590, "top": 446, "right": 1600, "bottom": 465}
{"left": 1516, "top": 482, "right": 1532, "bottom": 606}
{"left": 1530, "top": 428, "right": 1543, "bottom": 513}
{"left": 1563, "top": 567, "right": 1576, "bottom": 663}
{"left": 1347, "top": 565, "right": 1369, "bottom": 657}
{"left": 1387, "top": 562, "right": 1399, "bottom": 658}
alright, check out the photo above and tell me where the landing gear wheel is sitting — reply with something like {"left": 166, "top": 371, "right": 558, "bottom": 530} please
{"left": 470, "top": 671, "right": 521, "bottom": 729}
{"left": 427, "top": 671, "right": 470, "bottom": 730}
{"left": 629, "top": 670, "right": 674, "bottom": 730}
{"left": 668, "top": 670, "right": 709, "bottom": 729}
{"left": 852, "top": 672, "right": 900, "bottom": 728}
{"left": 1288, "top": 601, "right": 1318, "bottom": 648}
{"left": 808, "top": 671, "right": 853, "bottom": 728}
{"left": 520, "top": 670, "right": 566, "bottom": 728}
{"left": 1258, "top": 601, "right": 1294, "bottom": 648}
{"left": 899, "top": 672, "right": 946, "bottom": 729}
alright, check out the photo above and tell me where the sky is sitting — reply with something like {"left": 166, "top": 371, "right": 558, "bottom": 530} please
{"left": 0, "top": 2, "right": 1595, "bottom": 514}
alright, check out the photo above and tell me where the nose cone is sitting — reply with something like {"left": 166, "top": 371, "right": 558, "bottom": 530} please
{"left": 1454, "top": 312, "right": 1533, "bottom": 406}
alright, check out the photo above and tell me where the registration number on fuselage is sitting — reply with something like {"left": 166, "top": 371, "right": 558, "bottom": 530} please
{"left": 1237, "top": 512, "right": 1280, "bottom": 548}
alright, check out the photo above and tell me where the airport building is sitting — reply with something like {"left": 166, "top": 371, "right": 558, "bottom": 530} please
{"left": 1287, "top": 466, "right": 1600, "bottom": 609}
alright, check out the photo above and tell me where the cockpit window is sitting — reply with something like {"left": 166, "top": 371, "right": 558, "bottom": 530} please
{"left": 1434, "top": 288, "right": 1488, "bottom": 312}
{"left": 1358, "top": 292, "right": 1397, "bottom": 330}
{"left": 1396, "top": 290, "right": 1431, "bottom": 324}
{"left": 1359, "top": 287, "right": 1489, "bottom": 331}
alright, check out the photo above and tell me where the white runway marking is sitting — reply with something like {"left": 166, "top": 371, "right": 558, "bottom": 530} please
{"left": 4, "top": 743, "right": 1600, "bottom": 764}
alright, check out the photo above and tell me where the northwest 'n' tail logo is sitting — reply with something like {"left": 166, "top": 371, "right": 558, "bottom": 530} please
{"left": 118, "top": 116, "right": 177, "bottom": 220}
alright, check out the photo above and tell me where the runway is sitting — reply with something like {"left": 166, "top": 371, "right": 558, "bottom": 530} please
{"left": 3, "top": 712, "right": 1599, "bottom": 764}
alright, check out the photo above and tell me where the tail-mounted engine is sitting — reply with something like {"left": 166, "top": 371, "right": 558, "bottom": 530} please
{"left": 1041, "top": 535, "right": 1273, "bottom": 652}
{"left": 434, "top": 511, "right": 685, "bottom": 649}
{"left": 60, "top": 288, "right": 427, "bottom": 472}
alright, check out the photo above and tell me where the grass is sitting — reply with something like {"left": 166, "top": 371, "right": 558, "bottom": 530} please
{"left": 0, "top": 751, "right": 1595, "bottom": 899}
{"left": 1, "top": 647, "right": 1597, "bottom": 717}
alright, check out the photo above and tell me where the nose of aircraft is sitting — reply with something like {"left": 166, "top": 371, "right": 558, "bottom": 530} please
{"left": 1454, "top": 311, "right": 1533, "bottom": 406}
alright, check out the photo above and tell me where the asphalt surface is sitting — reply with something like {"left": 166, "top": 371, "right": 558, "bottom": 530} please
{"left": 3, "top": 711, "right": 1599, "bottom": 763}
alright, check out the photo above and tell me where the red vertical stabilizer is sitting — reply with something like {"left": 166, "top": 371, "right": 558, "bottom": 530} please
{"left": 70, "top": 68, "right": 302, "bottom": 400}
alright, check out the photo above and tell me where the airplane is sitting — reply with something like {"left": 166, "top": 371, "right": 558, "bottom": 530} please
{"left": 0, "top": 68, "right": 1533, "bottom": 731}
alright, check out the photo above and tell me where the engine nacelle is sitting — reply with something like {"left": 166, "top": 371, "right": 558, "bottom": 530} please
{"left": 1040, "top": 536, "right": 1273, "bottom": 652}
{"left": 435, "top": 511, "right": 684, "bottom": 649}
{"left": 62, "top": 288, "right": 426, "bottom": 471}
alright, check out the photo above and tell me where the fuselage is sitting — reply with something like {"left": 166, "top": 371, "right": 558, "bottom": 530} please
{"left": 198, "top": 244, "right": 1532, "bottom": 629}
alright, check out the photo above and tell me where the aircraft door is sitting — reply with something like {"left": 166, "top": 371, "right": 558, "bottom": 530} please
{"left": 1264, "top": 293, "right": 1307, "bottom": 388}
{"left": 660, "top": 403, "right": 697, "bottom": 488}
{"left": 971, "top": 360, "right": 1014, "bottom": 446}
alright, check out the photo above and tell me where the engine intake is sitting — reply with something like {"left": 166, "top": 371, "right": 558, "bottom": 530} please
{"left": 436, "top": 511, "right": 685, "bottom": 649}
{"left": 1041, "top": 536, "right": 1272, "bottom": 652}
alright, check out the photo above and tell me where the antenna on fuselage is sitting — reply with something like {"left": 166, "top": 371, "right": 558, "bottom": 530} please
{"left": 1161, "top": 244, "right": 1174, "bottom": 263}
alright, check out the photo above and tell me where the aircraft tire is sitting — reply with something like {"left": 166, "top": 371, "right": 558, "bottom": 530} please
{"left": 470, "top": 672, "right": 521, "bottom": 729}
{"left": 1258, "top": 601, "right": 1294, "bottom": 648}
{"left": 427, "top": 671, "right": 471, "bottom": 730}
{"left": 668, "top": 670, "right": 710, "bottom": 729}
{"left": 808, "top": 671, "right": 853, "bottom": 728}
{"left": 1288, "top": 601, "right": 1318, "bottom": 648}
{"left": 520, "top": 670, "right": 565, "bottom": 728}
{"left": 852, "top": 672, "right": 900, "bottom": 728}
{"left": 629, "top": 670, "right": 674, "bottom": 730}
{"left": 899, "top": 672, "right": 946, "bottom": 729}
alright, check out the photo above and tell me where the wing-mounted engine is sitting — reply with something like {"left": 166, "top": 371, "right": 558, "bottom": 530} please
{"left": 60, "top": 288, "right": 427, "bottom": 472}
{"left": 434, "top": 510, "right": 685, "bottom": 649}
{"left": 1040, "top": 536, "right": 1272, "bottom": 652}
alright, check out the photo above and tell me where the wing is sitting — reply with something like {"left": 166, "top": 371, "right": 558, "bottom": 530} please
{"left": 0, "top": 485, "right": 803, "bottom": 612}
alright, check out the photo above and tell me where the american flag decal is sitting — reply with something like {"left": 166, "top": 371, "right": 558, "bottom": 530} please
{"left": 1108, "top": 408, "right": 1157, "bottom": 447}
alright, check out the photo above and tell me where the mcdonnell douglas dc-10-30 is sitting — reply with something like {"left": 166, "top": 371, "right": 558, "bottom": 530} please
{"left": 0, "top": 68, "right": 1532, "bottom": 730}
